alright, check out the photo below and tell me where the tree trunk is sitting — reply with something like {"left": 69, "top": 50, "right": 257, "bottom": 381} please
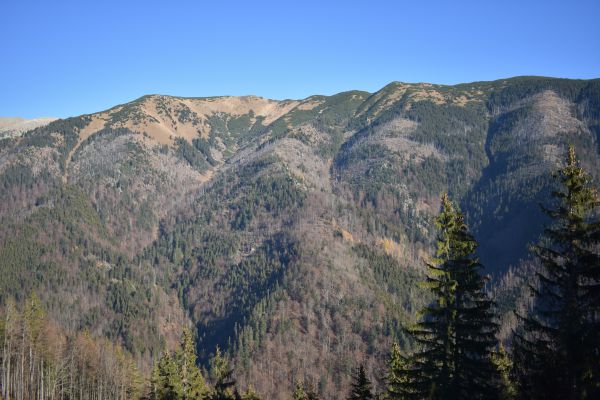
{"left": 41, "top": 358, "right": 44, "bottom": 400}
{"left": 29, "top": 343, "right": 33, "bottom": 400}
{"left": 20, "top": 326, "right": 25, "bottom": 400}
{"left": 3, "top": 326, "right": 10, "bottom": 400}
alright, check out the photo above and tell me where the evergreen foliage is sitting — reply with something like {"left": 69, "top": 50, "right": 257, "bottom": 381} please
{"left": 177, "top": 329, "right": 210, "bottom": 399}
{"left": 386, "top": 343, "right": 412, "bottom": 399}
{"left": 292, "top": 383, "right": 308, "bottom": 400}
{"left": 153, "top": 352, "right": 182, "bottom": 400}
{"left": 239, "top": 386, "right": 262, "bottom": 400}
{"left": 490, "top": 345, "right": 517, "bottom": 400}
{"left": 151, "top": 329, "right": 209, "bottom": 400}
{"left": 290, "top": 382, "right": 320, "bottom": 400}
{"left": 513, "top": 145, "right": 600, "bottom": 400}
{"left": 392, "top": 194, "right": 498, "bottom": 399}
{"left": 347, "top": 365, "right": 373, "bottom": 400}
{"left": 209, "top": 346, "right": 236, "bottom": 400}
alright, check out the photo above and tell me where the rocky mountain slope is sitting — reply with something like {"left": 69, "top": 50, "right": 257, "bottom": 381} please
{"left": 0, "top": 76, "right": 599, "bottom": 398}
{"left": 0, "top": 116, "right": 56, "bottom": 138}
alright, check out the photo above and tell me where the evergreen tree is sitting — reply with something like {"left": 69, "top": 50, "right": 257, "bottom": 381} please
{"left": 240, "top": 385, "right": 261, "bottom": 400}
{"left": 177, "top": 328, "right": 209, "bottom": 399}
{"left": 513, "top": 145, "right": 600, "bottom": 400}
{"left": 386, "top": 343, "right": 413, "bottom": 399}
{"left": 292, "top": 382, "right": 308, "bottom": 400}
{"left": 150, "top": 360, "right": 163, "bottom": 400}
{"left": 490, "top": 345, "right": 516, "bottom": 400}
{"left": 156, "top": 352, "right": 182, "bottom": 400}
{"left": 151, "top": 329, "right": 209, "bottom": 400}
{"left": 210, "top": 346, "right": 236, "bottom": 400}
{"left": 394, "top": 194, "right": 498, "bottom": 399}
{"left": 347, "top": 365, "right": 373, "bottom": 400}
{"left": 291, "top": 381, "right": 319, "bottom": 400}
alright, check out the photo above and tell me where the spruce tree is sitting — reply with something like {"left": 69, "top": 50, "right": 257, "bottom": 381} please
{"left": 240, "top": 386, "right": 261, "bottom": 400}
{"left": 150, "top": 360, "right": 162, "bottom": 400}
{"left": 347, "top": 365, "right": 373, "bottom": 400}
{"left": 386, "top": 343, "right": 413, "bottom": 399}
{"left": 156, "top": 352, "right": 182, "bottom": 400}
{"left": 394, "top": 194, "right": 498, "bottom": 399}
{"left": 292, "top": 382, "right": 307, "bottom": 400}
{"left": 490, "top": 345, "right": 516, "bottom": 400}
{"left": 151, "top": 329, "right": 209, "bottom": 400}
{"left": 210, "top": 346, "right": 236, "bottom": 400}
{"left": 177, "top": 328, "right": 209, "bottom": 400}
{"left": 291, "top": 382, "right": 320, "bottom": 400}
{"left": 513, "top": 145, "right": 600, "bottom": 400}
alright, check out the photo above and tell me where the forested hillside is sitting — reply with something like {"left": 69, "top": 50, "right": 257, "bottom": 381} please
{"left": 1, "top": 76, "right": 599, "bottom": 399}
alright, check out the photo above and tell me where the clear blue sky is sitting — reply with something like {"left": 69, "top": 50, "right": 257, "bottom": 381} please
{"left": 2, "top": 0, "right": 599, "bottom": 118}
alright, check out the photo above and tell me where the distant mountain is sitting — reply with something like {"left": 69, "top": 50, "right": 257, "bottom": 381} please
{"left": 0, "top": 76, "right": 599, "bottom": 399}
{"left": 0, "top": 116, "right": 57, "bottom": 138}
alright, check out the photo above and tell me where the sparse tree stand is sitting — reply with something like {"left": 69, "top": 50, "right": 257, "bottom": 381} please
{"left": 513, "top": 145, "right": 600, "bottom": 400}
{"left": 347, "top": 365, "right": 373, "bottom": 400}
{"left": 0, "top": 294, "right": 143, "bottom": 400}
{"left": 389, "top": 194, "right": 498, "bottom": 400}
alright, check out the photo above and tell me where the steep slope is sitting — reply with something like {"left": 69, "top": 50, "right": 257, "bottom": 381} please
{"left": 466, "top": 79, "right": 600, "bottom": 274}
{"left": 0, "top": 76, "right": 599, "bottom": 398}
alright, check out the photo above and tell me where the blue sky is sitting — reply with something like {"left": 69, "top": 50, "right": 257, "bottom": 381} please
{"left": 1, "top": 0, "right": 599, "bottom": 118}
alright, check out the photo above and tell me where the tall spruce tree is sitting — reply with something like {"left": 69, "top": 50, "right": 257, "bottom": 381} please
{"left": 386, "top": 343, "right": 413, "bottom": 399}
{"left": 513, "top": 145, "right": 600, "bottom": 400}
{"left": 347, "top": 365, "right": 373, "bottom": 400}
{"left": 209, "top": 346, "right": 236, "bottom": 400}
{"left": 151, "top": 328, "right": 209, "bottom": 400}
{"left": 177, "top": 328, "right": 210, "bottom": 400}
{"left": 153, "top": 352, "right": 182, "bottom": 400}
{"left": 391, "top": 194, "right": 498, "bottom": 400}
